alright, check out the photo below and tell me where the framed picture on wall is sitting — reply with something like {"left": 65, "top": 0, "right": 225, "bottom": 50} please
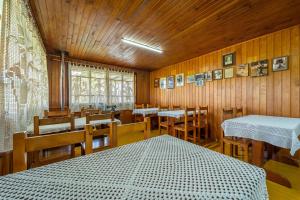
{"left": 154, "top": 78, "right": 160, "bottom": 88}
{"left": 195, "top": 73, "right": 205, "bottom": 87}
{"left": 196, "top": 79, "right": 205, "bottom": 87}
{"left": 236, "top": 64, "right": 249, "bottom": 77}
{"left": 250, "top": 59, "right": 268, "bottom": 77}
{"left": 213, "top": 69, "right": 223, "bottom": 80}
{"left": 167, "top": 75, "right": 175, "bottom": 89}
{"left": 160, "top": 77, "right": 166, "bottom": 89}
{"left": 176, "top": 73, "right": 184, "bottom": 87}
{"left": 272, "top": 56, "right": 288, "bottom": 72}
{"left": 186, "top": 75, "right": 195, "bottom": 83}
{"left": 224, "top": 67, "right": 234, "bottom": 79}
{"left": 223, "top": 52, "right": 236, "bottom": 67}
{"left": 205, "top": 71, "right": 213, "bottom": 81}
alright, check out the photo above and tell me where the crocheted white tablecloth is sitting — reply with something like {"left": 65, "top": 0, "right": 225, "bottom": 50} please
{"left": 132, "top": 108, "right": 160, "bottom": 117}
{"left": 221, "top": 115, "right": 300, "bottom": 155}
{"left": 0, "top": 135, "right": 268, "bottom": 200}
{"left": 158, "top": 110, "right": 197, "bottom": 118}
{"left": 26, "top": 117, "right": 121, "bottom": 135}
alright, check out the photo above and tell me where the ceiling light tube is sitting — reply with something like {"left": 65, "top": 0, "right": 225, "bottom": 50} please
{"left": 121, "top": 38, "right": 163, "bottom": 53}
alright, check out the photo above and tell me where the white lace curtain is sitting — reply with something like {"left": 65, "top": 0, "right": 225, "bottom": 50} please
{"left": 0, "top": 0, "right": 48, "bottom": 152}
{"left": 69, "top": 63, "right": 135, "bottom": 111}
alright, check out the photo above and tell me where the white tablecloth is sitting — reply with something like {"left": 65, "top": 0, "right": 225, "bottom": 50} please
{"left": 132, "top": 108, "right": 159, "bottom": 117}
{"left": 221, "top": 115, "right": 300, "bottom": 155}
{"left": 0, "top": 135, "right": 267, "bottom": 199}
{"left": 27, "top": 117, "right": 121, "bottom": 135}
{"left": 158, "top": 110, "right": 197, "bottom": 118}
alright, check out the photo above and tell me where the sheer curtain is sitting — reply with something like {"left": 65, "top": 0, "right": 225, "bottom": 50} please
{"left": 0, "top": 0, "right": 48, "bottom": 152}
{"left": 69, "top": 62, "right": 135, "bottom": 111}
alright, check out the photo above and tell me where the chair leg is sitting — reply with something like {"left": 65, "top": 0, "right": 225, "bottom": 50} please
{"left": 205, "top": 125, "right": 208, "bottom": 139}
{"left": 229, "top": 144, "right": 233, "bottom": 157}
{"left": 193, "top": 128, "right": 196, "bottom": 143}
{"left": 220, "top": 140, "right": 224, "bottom": 154}
{"left": 184, "top": 130, "right": 188, "bottom": 141}
{"left": 243, "top": 145, "right": 249, "bottom": 163}
{"left": 198, "top": 127, "right": 201, "bottom": 144}
{"left": 159, "top": 125, "right": 161, "bottom": 135}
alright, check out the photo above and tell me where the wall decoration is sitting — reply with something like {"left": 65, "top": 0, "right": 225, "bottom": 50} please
{"left": 236, "top": 64, "right": 249, "bottom": 77}
{"left": 224, "top": 67, "right": 234, "bottom": 79}
{"left": 160, "top": 77, "right": 166, "bottom": 89}
{"left": 223, "top": 52, "right": 236, "bottom": 67}
{"left": 205, "top": 71, "right": 213, "bottom": 81}
{"left": 213, "top": 69, "right": 223, "bottom": 80}
{"left": 186, "top": 75, "right": 195, "bottom": 83}
{"left": 195, "top": 73, "right": 205, "bottom": 86}
{"left": 272, "top": 56, "right": 288, "bottom": 72}
{"left": 196, "top": 79, "right": 205, "bottom": 87}
{"left": 167, "top": 76, "right": 175, "bottom": 89}
{"left": 154, "top": 78, "right": 159, "bottom": 88}
{"left": 176, "top": 73, "right": 184, "bottom": 87}
{"left": 250, "top": 59, "right": 268, "bottom": 77}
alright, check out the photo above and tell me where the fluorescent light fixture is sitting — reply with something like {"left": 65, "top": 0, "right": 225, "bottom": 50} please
{"left": 121, "top": 38, "right": 163, "bottom": 53}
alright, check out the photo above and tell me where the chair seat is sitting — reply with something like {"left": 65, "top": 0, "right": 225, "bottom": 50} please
{"left": 160, "top": 121, "right": 171, "bottom": 127}
{"left": 173, "top": 123, "right": 194, "bottom": 131}
{"left": 223, "top": 136, "right": 251, "bottom": 146}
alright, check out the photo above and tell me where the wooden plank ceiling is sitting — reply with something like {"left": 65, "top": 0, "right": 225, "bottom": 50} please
{"left": 30, "top": 0, "right": 300, "bottom": 70}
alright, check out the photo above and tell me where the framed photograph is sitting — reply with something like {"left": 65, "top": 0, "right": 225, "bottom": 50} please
{"left": 250, "top": 59, "right": 268, "bottom": 77}
{"left": 176, "top": 73, "right": 184, "bottom": 87}
{"left": 205, "top": 71, "right": 213, "bottom": 81}
{"left": 213, "top": 69, "right": 223, "bottom": 80}
{"left": 186, "top": 75, "right": 195, "bottom": 83}
{"left": 223, "top": 52, "right": 236, "bottom": 67}
{"left": 272, "top": 56, "right": 288, "bottom": 72}
{"left": 160, "top": 77, "right": 166, "bottom": 89}
{"left": 167, "top": 76, "right": 175, "bottom": 89}
{"left": 224, "top": 67, "right": 234, "bottom": 79}
{"left": 196, "top": 79, "right": 205, "bottom": 87}
{"left": 154, "top": 78, "right": 159, "bottom": 88}
{"left": 195, "top": 73, "right": 205, "bottom": 81}
{"left": 236, "top": 64, "right": 249, "bottom": 77}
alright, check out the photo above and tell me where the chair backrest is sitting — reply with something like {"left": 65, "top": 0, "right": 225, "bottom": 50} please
{"left": 34, "top": 115, "right": 75, "bottom": 136}
{"left": 172, "top": 105, "right": 181, "bottom": 110}
{"left": 110, "top": 117, "right": 151, "bottom": 146}
{"left": 44, "top": 108, "right": 70, "bottom": 118}
{"left": 159, "top": 105, "right": 169, "bottom": 110}
{"left": 147, "top": 104, "right": 156, "bottom": 108}
{"left": 86, "top": 113, "right": 114, "bottom": 138}
{"left": 184, "top": 108, "right": 196, "bottom": 128}
{"left": 235, "top": 107, "right": 244, "bottom": 117}
{"left": 135, "top": 104, "right": 144, "bottom": 109}
{"left": 81, "top": 107, "right": 102, "bottom": 117}
{"left": 13, "top": 125, "right": 93, "bottom": 173}
{"left": 198, "top": 106, "right": 208, "bottom": 125}
{"left": 222, "top": 108, "right": 235, "bottom": 121}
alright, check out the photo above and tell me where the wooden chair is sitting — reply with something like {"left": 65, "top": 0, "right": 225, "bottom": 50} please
{"left": 221, "top": 108, "right": 251, "bottom": 162}
{"left": 13, "top": 125, "right": 93, "bottom": 173}
{"left": 135, "top": 104, "right": 144, "bottom": 109}
{"left": 158, "top": 106, "right": 170, "bottom": 134}
{"left": 146, "top": 104, "right": 156, "bottom": 108}
{"left": 172, "top": 105, "right": 182, "bottom": 110}
{"left": 134, "top": 104, "right": 145, "bottom": 122}
{"left": 173, "top": 108, "right": 197, "bottom": 142}
{"left": 110, "top": 117, "right": 151, "bottom": 146}
{"left": 44, "top": 108, "right": 70, "bottom": 118}
{"left": 195, "top": 106, "right": 209, "bottom": 143}
{"left": 80, "top": 107, "right": 102, "bottom": 117}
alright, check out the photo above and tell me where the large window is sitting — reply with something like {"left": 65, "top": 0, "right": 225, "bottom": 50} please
{"left": 69, "top": 63, "right": 135, "bottom": 111}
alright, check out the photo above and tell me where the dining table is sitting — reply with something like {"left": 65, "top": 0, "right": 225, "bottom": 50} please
{"left": 26, "top": 117, "right": 121, "bottom": 135}
{"left": 0, "top": 135, "right": 268, "bottom": 199}
{"left": 132, "top": 108, "right": 160, "bottom": 117}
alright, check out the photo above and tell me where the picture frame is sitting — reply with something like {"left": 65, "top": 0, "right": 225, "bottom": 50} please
{"left": 160, "top": 77, "right": 166, "bottom": 89}
{"left": 272, "top": 56, "right": 288, "bottom": 72}
{"left": 186, "top": 74, "right": 195, "bottom": 83}
{"left": 167, "top": 75, "right": 175, "bottom": 89}
{"left": 236, "top": 64, "right": 249, "bottom": 77}
{"left": 250, "top": 59, "right": 268, "bottom": 77}
{"left": 213, "top": 69, "right": 223, "bottom": 80}
{"left": 195, "top": 73, "right": 205, "bottom": 86}
{"left": 154, "top": 78, "right": 159, "bottom": 88}
{"left": 196, "top": 79, "right": 205, "bottom": 87}
{"left": 176, "top": 73, "right": 184, "bottom": 87}
{"left": 205, "top": 71, "right": 213, "bottom": 81}
{"left": 223, "top": 52, "right": 236, "bottom": 67}
{"left": 224, "top": 67, "right": 234, "bottom": 79}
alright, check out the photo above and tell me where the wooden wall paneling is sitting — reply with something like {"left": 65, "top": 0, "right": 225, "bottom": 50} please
{"left": 150, "top": 25, "right": 300, "bottom": 140}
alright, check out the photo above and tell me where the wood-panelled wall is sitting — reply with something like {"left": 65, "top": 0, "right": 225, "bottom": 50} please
{"left": 47, "top": 58, "right": 150, "bottom": 109}
{"left": 150, "top": 25, "right": 300, "bottom": 140}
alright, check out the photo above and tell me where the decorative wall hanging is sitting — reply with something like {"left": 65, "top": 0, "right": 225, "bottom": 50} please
{"left": 154, "top": 78, "right": 159, "bottom": 88}
{"left": 160, "top": 77, "right": 166, "bottom": 89}
{"left": 167, "top": 76, "right": 175, "bottom": 89}
{"left": 196, "top": 79, "right": 205, "bottom": 87}
{"left": 213, "top": 69, "right": 223, "bottom": 80}
{"left": 205, "top": 71, "right": 213, "bottom": 81}
{"left": 272, "top": 56, "right": 288, "bottom": 72}
{"left": 250, "top": 59, "right": 268, "bottom": 77}
{"left": 223, "top": 52, "right": 236, "bottom": 67}
{"left": 236, "top": 64, "right": 249, "bottom": 77}
{"left": 186, "top": 75, "right": 195, "bottom": 83}
{"left": 224, "top": 67, "right": 234, "bottom": 79}
{"left": 176, "top": 73, "right": 184, "bottom": 87}
{"left": 195, "top": 73, "right": 205, "bottom": 86}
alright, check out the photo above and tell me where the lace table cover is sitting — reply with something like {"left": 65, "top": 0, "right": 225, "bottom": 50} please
{"left": 26, "top": 117, "right": 121, "bottom": 135}
{"left": 0, "top": 135, "right": 268, "bottom": 200}
{"left": 158, "top": 110, "right": 198, "bottom": 118}
{"left": 221, "top": 115, "right": 300, "bottom": 155}
{"left": 132, "top": 108, "right": 160, "bottom": 117}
